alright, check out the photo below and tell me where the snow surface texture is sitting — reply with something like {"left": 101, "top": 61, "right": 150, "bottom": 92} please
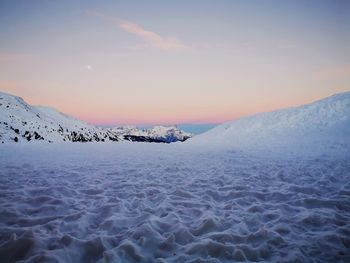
{"left": 0, "top": 91, "right": 192, "bottom": 143}
{"left": 0, "top": 143, "right": 349, "bottom": 263}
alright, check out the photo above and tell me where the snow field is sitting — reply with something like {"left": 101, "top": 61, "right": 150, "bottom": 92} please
{"left": 0, "top": 143, "right": 349, "bottom": 262}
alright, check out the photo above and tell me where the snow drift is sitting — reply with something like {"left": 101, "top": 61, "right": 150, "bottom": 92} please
{"left": 191, "top": 92, "right": 350, "bottom": 154}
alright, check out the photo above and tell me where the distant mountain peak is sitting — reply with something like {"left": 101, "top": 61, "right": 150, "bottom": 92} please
{"left": 111, "top": 125, "right": 192, "bottom": 143}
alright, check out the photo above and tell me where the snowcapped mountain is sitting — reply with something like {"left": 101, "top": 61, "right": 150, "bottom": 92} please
{"left": 0, "top": 91, "right": 120, "bottom": 143}
{"left": 191, "top": 92, "right": 350, "bottom": 152}
{"left": 111, "top": 125, "right": 192, "bottom": 143}
{"left": 0, "top": 91, "right": 192, "bottom": 143}
{"left": 111, "top": 125, "right": 143, "bottom": 136}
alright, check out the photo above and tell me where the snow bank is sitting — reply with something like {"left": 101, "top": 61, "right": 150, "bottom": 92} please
{"left": 190, "top": 92, "right": 350, "bottom": 156}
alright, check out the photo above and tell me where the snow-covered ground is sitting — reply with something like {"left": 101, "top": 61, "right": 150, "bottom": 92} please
{"left": 0, "top": 142, "right": 349, "bottom": 263}
{"left": 1, "top": 92, "right": 349, "bottom": 262}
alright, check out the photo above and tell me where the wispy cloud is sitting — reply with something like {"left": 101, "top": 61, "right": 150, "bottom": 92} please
{"left": 88, "top": 11, "right": 187, "bottom": 51}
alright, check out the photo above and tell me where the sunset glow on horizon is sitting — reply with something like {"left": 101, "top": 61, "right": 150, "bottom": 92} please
{"left": 0, "top": 0, "right": 349, "bottom": 126}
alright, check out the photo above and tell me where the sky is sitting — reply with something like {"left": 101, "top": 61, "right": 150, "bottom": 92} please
{"left": 0, "top": 0, "right": 349, "bottom": 126}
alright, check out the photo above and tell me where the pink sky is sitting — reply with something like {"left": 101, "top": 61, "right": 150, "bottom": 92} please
{"left": 0, "top": 1, "right": 349, "bottom": 125}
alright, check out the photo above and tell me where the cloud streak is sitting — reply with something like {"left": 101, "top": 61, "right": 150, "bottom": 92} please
{"left": 88, "top": 11, "right": 187, "bottom": 51}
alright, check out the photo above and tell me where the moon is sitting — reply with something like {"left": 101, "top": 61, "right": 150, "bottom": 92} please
{"left": 86, "top": 65, "right": 92, "bottom": 70}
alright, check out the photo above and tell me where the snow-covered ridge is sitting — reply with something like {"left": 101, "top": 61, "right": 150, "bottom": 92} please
{"left": 0, "top": 91, "right": 192, "bottom": 143}
{"left": 111, "top": 125, "right": 192, "bottom": 143}
{"left": 191, "top": 91, "right": 350, "bottom": 152}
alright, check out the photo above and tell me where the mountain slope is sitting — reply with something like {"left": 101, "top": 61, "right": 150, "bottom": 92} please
{"left": 190, "top": 92, "right": 350, "bottom": 153}
{"left": 0, "top": 91, "right": 192, "bottom": 143}
{"left": 0, "top": 91, "right": 121, "bottom": 143}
